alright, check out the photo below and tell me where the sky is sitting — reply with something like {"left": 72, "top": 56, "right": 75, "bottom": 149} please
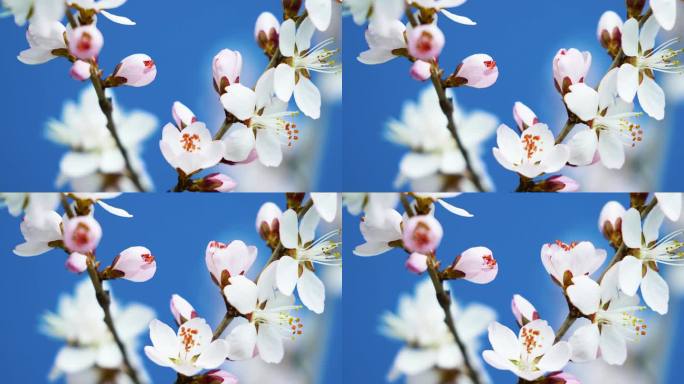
{"left": 342, "top": 0, "right": 684, "bottom": 191}
{"left": 343, "top": 193, "right": 684, "bottom": 384}
{"left": 0, "top": 0, "right": 342, "bottom": 192}
{"left": 0, "top": 193, "right": 342, "bottom": 384}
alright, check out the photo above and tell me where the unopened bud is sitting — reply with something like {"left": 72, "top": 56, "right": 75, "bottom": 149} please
{"left": 255, "top": 12, "right": 280, "bottom": 52}
{"left": 110, "top": 246, "right": 157, "bottom": 282}
{"left": 213, "top": 49, "right": 242, "bottom": 94}
{"left": 63, "top": 216, "right": 102, "bottom": 254}
{"left": 410, "top": 60, "right": 432, "bottom": 81}
{"left": 68, "top": 24, "right": 104, "bottom": 60}
{"left": 170, "top": 294, "right": 198, "bottom": 326}
{"left": 407, "top": 24, "right": 445, "bottom": 61}
{"left": 70, "top": 60, "right": 91, "bottom": 81}
{"left": 66, "top": 252, "right": 88, "bottom": 273}
{"left": 113, "top": 53, "right": 157, "bottom": 87}
{"left": 450, "top": 53, "right": 499, "bottom": 89}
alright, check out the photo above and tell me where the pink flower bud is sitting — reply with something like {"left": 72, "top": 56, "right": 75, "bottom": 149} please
{"left": 63, "top": 216, "right": 102, "bottom": 254}
{"left": 170, "top": 294, "right": 198, "bottom": 326}
{"left": 70, "top": 60, "right": 91, "bottom": 81}
{"left": 453, "top": 53, "right": 499, "bottom": 88}
{"left": 407, "top": 24, "right": 445, "bottom": 61}
{"left": 451, "top": 246, "right": 498, "bottom": 284}
{"left": 255, "top": 202, "right": 282, "bottom": 240}
{"left": 172, "top": 101, "right": 197, "bottom": 129}
{"left": 513, "top": 102, "right": 538, "bottom": 131}
{"left": 410, "top": 60, "right": 432, "bottom": 81}
{"left": 255, "top": 12, "right": 280, "bottom": 50}
{"left": 599, "top": 201, "right": 626, "bottom": 238}
{"left": 546, "top": 175, "right": 579, "bottom": 192}
{"left": 67, "top": 24, "right": 104, "bottom": 60}
{"left": 200, "top": 173, "right": 237, "bottom": 193}
{"left": 511, "top": 294, "right": 539, "bottom": 327}
{"left": 213, "top": 49, "right": 242, "bottom": 93}
{"left": 545, "top": 372, "right": 580, "bottom": 384}
{"left": 402, "top": 215, "right": 443, "bottom": 254}
{"left": 553, "top": 48, "right": 591, "bottom": 94}
{"left": 111, "top": 246, "right": 156, "bottom": 282}
{"left": 204, "top": 370, "right": 239, "bottom": 384}
{"left": 205, "top": 240, "right": 257, "bottom": 287}
{"left": 597, "top": 11, "right": 623, "bottom": 51}
{"left": 66, "top": 252, "right": 88, "bottom": 273}
{"left": 405, "top": 252, "right": 428, "bottom": 274}
{"left": 114, "top": 54, "right": 157, "bottom": 87}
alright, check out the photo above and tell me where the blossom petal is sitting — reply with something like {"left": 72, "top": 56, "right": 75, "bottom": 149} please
{"left": 225, "top": 323, "right": 257, "bottom": 361}
{"left": 299, "top": 208, "right": 320, "bottom": 245}
{"left": 621, "top": 208, "right": 643, "bottom": 249}
{"left": 655, "top": 193, "right": 682, "bottom": 221}
{"left": 256, "top": 324, "right": 285, "bottom": 363}
{"left": 617, "top": 64, "right": 639, "bottom": 103}
{"left": 487, "top": 321, "right": 518, "bottom": 360}
{"left": 96, "top": 200, "right": 132, "bottom": 218}
{"left": 565, "top": 84, "right": 599, "bottom": 122}
{"left": 221, "top": 84, "right": 256, "bottom": 121}
{"left": 642, "top": 208, "right": 665, "bottom": 244}
{"left": 441, "top": 10, "right": 476, "bottom": 25}
{"left": 223, "top": 275, "right": 258, "bottom": 315}
{"left": 295, "top": 17, "right": 316, "bottom": 51}
{"left": 618, "top": 256, "right": 643, "bottom": 296}
{"left": 100, "top": 10, "right": 135, "bottom": 25}
{"left": 637, "top": 75, "right": 665, "bottom": 121}
{"left": 599, "top": 325, "right": 627, "bottom": 365}
{"left": 255, "top": 129, "right": 283, "bottom": 167}
{"left": 537, "top": 341, "right": 571, "bottom": 372}
{"left": 305, "top": 0, "right": 332, "bottom": 31}
{"left": 294, "top": 76, "right": 322, "bottom": 119}
{"left": 650, "top": 0, "right": 676, "bottom": 31}
{"left": 568, "top": 127, "right": 598, "bottom": 166}
{"left": 195, "top": 340, "right": 229, "bottom": 369}
{"left": 55, "top": 347, "right": 97, "bottom": 373}
{"left": 276, "top": 256, "right": 298, "bottom": 296}
{"left": 149, "top": 319, "right": 179, "bottom": 357}
{"left": 598, "top": 131, "right": 625, "bottom": 169}
{"left": 222, "top": 123, "right": 256, "bottom": 162}
{"left": 279, "top": 209, "right": 299, "bottom": 249}
{"left": 274, "top": 63, "right": 296, "bottom": 102}
{"left": 279, "top": 19, "right": 296, "bottom": 57}
{"left": 567, "top": 275, "right": 600, "bottom": 315}
{"left": 641, "top": 268, "right": 669, "bottom": 314}
{"left": 311, "top": 193, "right": 337, "bottom": 222}
{"left": 297, "top": 269, "right": 325, "bottom": 314}
{"left": 569, "top": 323, "right": 600, "bottom": 362}
{"left": 621, "top": 18, "right": 639, "bottom": 57}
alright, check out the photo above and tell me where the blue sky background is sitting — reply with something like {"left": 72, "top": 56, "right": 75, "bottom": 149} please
{"left": 0, "top": 194, "right": 342, "bottom": 383}
{"left": 343, "top": 194, "right": 684, "bottom": 383}
{"left": 0, "top": 0, "right": 342, "bottom": 192}
{"left": 343, "top": 0, "right": 684, "bottom": 191}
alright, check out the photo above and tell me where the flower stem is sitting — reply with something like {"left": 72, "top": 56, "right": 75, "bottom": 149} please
{"left": 426, "top": 259, "right": 482, "bottom": 384}
{"left": 85, "top": 260, "right": 142, "bottom": 384}
{"left": 212, "top": 311, "right": 235, "bottom": 340}
{"left": 89, "top": 69, "right": 147, "bottom": 192}
{"left": 429, "top": 72, "right": 486, "bottom": 192}
{"left": 554, "top": 119, "right": 576, "bottom": 145}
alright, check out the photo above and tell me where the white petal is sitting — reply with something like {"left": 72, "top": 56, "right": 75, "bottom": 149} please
{"left": 223, "top": 275, "right": 258, "bottom": 315}
{"left": 400, "top": 153, "right": 442, "bottom": 178}
{"left": 149, "top": 320, "right": 179, "bottom": 357}
{"left": 305, "top": 0, "right": 332, "bottom": 31}
{"left": 299, "top": 208, "right": 320, "bottom": 244}
{"left": 222, "top": 123, "right": 256, "bottom": 162}
{"left": 637, "top": 76, "right": 665, "bottom": 120}
{"left": 565, "top": 84, "right": 599, "bottom": 122}
{"left": 55, "top": 347, "right": 97, "bottom": 373}
{"left": 274, "top": 63, "right": 296, "bottom": 102}
{"left": 621, "top": 208, "right": 643, "bottom": 249}
{"left": 617, "top": 64, "right": 639, "bottom": 103}
{"left": 618, "top": 256, "right": 643, "bottom": 296}
{"left": 279, "top": 19, "right": 296, "bottom": 57}
{"left": 225, "top": 322, "right": 257, "bottom": 361}
{"left": 641, "top": 268, "right": 669, "bottom": 314}
{"left": 482, "top": 350, "right": 516, "bottom": 371}
{"left": 569, "top": 323, "right": 600, "bottom": 362}
{"left": 276, "top": 256, "right": 299, "bottom": 296}
{"left": 255, "top": 129, "right": 283, "bottom": 167}
{"left": 393, "top": 348, "right": 440, "bottom": 375}
{"left": 599, "top": 325, "right": 627, "bottom": 365}
{"left": 256, "top": 325, "right": 285, "bottom": 363}
{"left": 297, "top": 269, "right": 325, "bottom": 314}
{"left": 100, "top": 10, "right": 135, "bottom": 25}
{"left": 640, "top": 15, "right": 661, "bottom": 50}
{"left": 353, "top": 241, "right": 393, "bottom": 257}
{"left": 437, "top": 199, "right": 473, "bottom": 217}
{"left": 650, "top": 0, "right": 676, "bottom": 31}
{"left": 96, "top": 200, "right": 132, "bottom": 218}
{"left": 441, "top": 10, "right": 476, "bottom": 25}
{"left": 96, "top": 343, "right": 122, "bottom": 369}
{"left": 642, "top": 208, "right": 664, "bottom": 244}
{"left": 621, "top": 18, "right": 639, "bottom": 57}
{"left": 311, "top": 193, "right": 337, "bottom": 222}
{"left": 295, "top": 17, "right": 316, "bottom": 51}
{"left": 655, "top": 193, "right": 682, "bottom": 221}
{"left": 294, "top": 76, "right": 322, "bottom": 119}
{"left": 568, "top": 128, "right": 598, "bottom": 166}
{"left": 60, "top": 152, "right": 100, "bottom": 178}
{"left": 598, "top": 131, "right": 625, "bottom": 169}
{"left": 537, "top": 341, "right": 571, "bottom": 373}
{"left": 221, "top": 84, "right": 257, "bottom": 121}
{"left": 279, "top": 209, "right": 299, "bottom": 249}
{"left": 195, "top": 340, "right": 229, "bottom": 369}
{"left": 487, "top": 322, "right": 519, "bottom": 360}
{"left": 567, "top": 275, "right": 600, "bottom": 315}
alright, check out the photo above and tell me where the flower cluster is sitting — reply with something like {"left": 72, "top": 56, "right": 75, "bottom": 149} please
{"left": 143, "top": 193, "right": 342, "bottom": 381}
{"left": 6, "top": 0, "right": 158, "bottom": 192}
{"left": 346, "top": 0, "right": 499, "bottom": 192}
{"left": 347, "top": 192, "right": 499, "bottom": 383}
{"left": 163, "top": 1, "right": 341, "bottom": 192}
{"left": 494, "top": 3, "right": 682, "bottom": 192}
{"left": 481, "top": 193, "right": 684, "bottom": 382}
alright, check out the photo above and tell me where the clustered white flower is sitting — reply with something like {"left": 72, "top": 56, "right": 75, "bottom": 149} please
{"left": 162, "top": 2, "right": 340, "bottom": 192}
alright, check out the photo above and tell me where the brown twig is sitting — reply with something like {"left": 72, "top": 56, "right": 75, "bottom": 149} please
{"left": 85, "top": 260, "right": 142, "bottom": 384}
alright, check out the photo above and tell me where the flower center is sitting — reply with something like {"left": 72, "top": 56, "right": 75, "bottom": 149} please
{"left": 416, "top": 31, "right": 436, "bottom": 54}
{"left": 521, "top": 133, "right": 542, "bottom": 160}
{"left": 180, "top": 133, "right": 201, "bottom": 152}
{"left": 72, "top": 223, "right": 92, "bottom": 246}
{"left": 141, "top": 253, "right": 155, "bottom": 264}
{"left": 520, "top": 327, "right": 542, "bottom": 355}
{"left": 482, "top": 254, "right": 497, "bottom": 269}
{"left": 179, "top": 325, "right": 199, "bottom": 353}
{"left": 76, "top": 32, "right": 93, "bottom": 52}
{"left": 555, "top": 240, "right": 577, "bottom": 251}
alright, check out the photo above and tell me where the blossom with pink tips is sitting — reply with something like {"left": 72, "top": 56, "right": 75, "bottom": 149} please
{"left": 540, "top": 240, "right": 606, "bottom": 287}
{"left": 513, "top": 102, "right": 538, "bottom": 131}
{"left": 545, "top": 372, "right": 581, "bottom": 384}
{"left": 407, "top": 24, "right": 445, "bottom": 61}
{"left": 450, "top": 246, "right": 498, "bottom": 284}
{"left": 402, "top": 215, "right": 443, "bottom": 254}
{"left": 111, "top": 246, "right": 156, "bottom": 282}
{"left": 66, "top": 252, "right": 88, "bottom": 273}
{"left": 170, "top": 294, "right": 198, "bottom": 326}
{"left": 405, "top": 252, "right": 428, "bottom": 274}
{"left": 256, "top": 202, "right": 282, "bottom": 240}
{"left": 410, "top": 60, "right": 432, "bottom": 81}
{"left": 63, "top": 215, "right": 102, "bottom": 254}
{"left": 553, "top": 48, "right": 592, "bottom": 94}
{"left": 255, "top": 12, "right": 280, "bottom": 50}
{"left": 171, "top": 101, "right": 197, "bottom": 129}
{"left": 201, "top": 173, "right": 237, "bottom": 193}
{"left": 511, "top": 294, "right": 539, "bottom": 327}
{"left": 67, "top": 24, "right": 104, "bottom": 60}
{"left": 204, "top": 370, "right": 239, "bottom": 384}
{"left": 213, "top": 49, "right": 242, "bottom": 92}
{"left": 113, "top": 54, "right": 157, "bottom": 87}
{"left": 205, "top": 240, "right": 257, "bottom": 288}
{"left": 546, "top": 175, "right": 579, "bottom": 192}
{"left": 597, "top": 11, "right": 623, "bottom": 51}
{"left": 454, "top": 53, "right": 499, "bottom": 88}
{"left": 69, "top": 60, "right": 91, "bottom": 81}
{"left": 598, "top": 200, "right": 626, "bottom": 238}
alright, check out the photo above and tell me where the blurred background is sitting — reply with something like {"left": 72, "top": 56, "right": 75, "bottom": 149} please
{"left": 344, "top": 193, "right": 684, "bottom": 383}
{"left": 343, "top": 1, "right": 684, "bottom": 192}
{"left": 0, "top": 193, "right": 342, "bottom": 383}
{"left": 0, "top": 0, "right": 342, "bottom": 192}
